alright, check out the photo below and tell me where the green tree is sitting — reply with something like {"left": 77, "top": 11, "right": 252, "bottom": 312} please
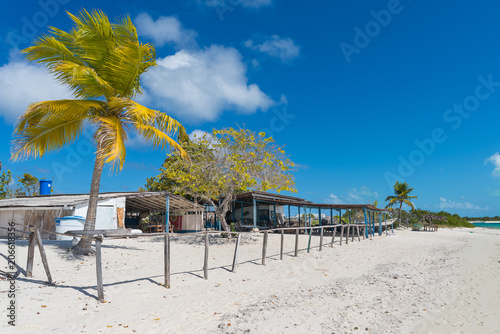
{"left": 385, "top": 181, "right": 417, "bottom": 226}
{"left": 0, "top": 169, "right": 13, "bottom": 199}
{"left": 11, "top": 9, "right": 188, "bottom": 254}
{"left": 145, "top": 128, "right": 296, "bottom": 232}
{"left": 15, "top": 173, "right": 39, "bottom": 196}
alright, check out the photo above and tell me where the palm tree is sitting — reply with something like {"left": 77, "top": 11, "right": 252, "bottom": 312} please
{"left": 11, "top": 9, "right": 189, "bottom": 254}
{"left": 385, "top": 181, "right": 417, "bottom": 226}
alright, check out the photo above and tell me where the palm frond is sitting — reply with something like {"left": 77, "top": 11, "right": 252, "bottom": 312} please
{"left": 94, "top": 116, "right": 127, "bottom": 172}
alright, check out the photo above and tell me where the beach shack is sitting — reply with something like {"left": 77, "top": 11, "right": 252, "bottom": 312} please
{"left": 0, "top": 191, "right": 205, "bottom": 239}
{"left": 224, "top": 191, "right": 392, "bottom": 236}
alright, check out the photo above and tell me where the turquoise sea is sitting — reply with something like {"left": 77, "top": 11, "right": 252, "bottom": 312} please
{"left": 472, "top": 222, "right": 500, "bottom": 229}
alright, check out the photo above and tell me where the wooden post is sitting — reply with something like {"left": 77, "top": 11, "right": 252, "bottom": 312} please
{"left": 26, "top": 230, "right": 35, "bottom": 278}
{"left": 357, "top": 225, "right": 361, "bottom": 241}
{"left": 231, "top": 233, "right": 241, "bottom": 273}
{"left": 280, "top": 229, "right": 284, "bottom": 260}
{"left": 331, "top": 227, "right": 336, "bottom": 247}
{"left": 340, "top": 225, "right": 344, "bottom": 246}
{"left": 294, "top": 228, "right": 299, "bottom": 257}
{"left": 164, "top": 234, "right": 170, "bottom": 289}
{"left": 34, "top": 229, "right": 53, "bottom": 285}
{"left": 346, "top": 223, "right": 350, "bottom": 245}
{"left": 95, "top": 236, "right": 104, "bottom": 302}
{"left": 203, "top": 232, "right": 209, "bottom": 280}
{"left": 262, "top": 231, "right": 268, "bottom": 265}
{"left": 319, "top": 226, "right": 324, "bottom": 251}
{"left": 352, "top": 224, "right": 355, "bottom": 242}
{"left": 307, "top": 227, "right": 312, "bottom": 253}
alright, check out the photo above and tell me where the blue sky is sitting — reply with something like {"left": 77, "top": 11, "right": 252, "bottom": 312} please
{"left": 0, "top": 0, "right": 499, "bottom": 216}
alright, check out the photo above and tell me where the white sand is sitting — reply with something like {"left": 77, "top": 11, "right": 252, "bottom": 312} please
{"left": 1, "top": 227, "right": 499, "bottom": 333}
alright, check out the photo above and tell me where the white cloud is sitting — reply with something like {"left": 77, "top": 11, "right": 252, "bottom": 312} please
{"left": 139, "top": 45, "right": 274, "bottom": 122}
{"left": 0, "top": 52, "right": 73, "bottom": 123}
{"left": 245, "top": 35, "right": 300, "bottom": 62}
{"left": 438, "top": 197, "right": 488, "bottom": 211}
{"left": 485, "top": 152, "right": 500, "bottom": 178}
{"left": 327, "top": 186, "right": 379, "bottom": 204}
{"left": 135, "top": 13, "right": 197, "bottom": 49}
{"left": 205, "top": 0, "right": 272, "bottom": 9}
{"left": 189, "top": 129, "right": 211, "bottom": 141}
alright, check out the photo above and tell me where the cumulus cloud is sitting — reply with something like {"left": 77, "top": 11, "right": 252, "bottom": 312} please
{"left": 348, "top": 186, "right": 379, "bottom": 201}
{"left": 485, "top": 152, "right": 500, "bottom": 178}
{"left": 245, "top": 35, "right": 300, "bottom": 62}
{"left": 0, "top": 52, "right": 73, "bottom": 123}
{"left": 205, "top": 0, "right": 272, "bottom": 9}
{"left": 438, "top": 197, "right": 488, "bottom": 211}
{"left": 328, "top": 193, "right": 345, "bottom": 204}
{"left": 139, "top": 45, "right": 274, "bottom": 122}
{"left": 135, "top": 13, "right": 197, "bottom": 49}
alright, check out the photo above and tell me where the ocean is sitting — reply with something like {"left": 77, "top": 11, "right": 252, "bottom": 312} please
{"left": 472, "top": 222, "right": 500, "bottom": 229}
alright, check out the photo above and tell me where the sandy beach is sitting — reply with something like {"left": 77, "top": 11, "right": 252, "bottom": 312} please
{"left": 1, "top": 227, "right": 499, "bottom": 333}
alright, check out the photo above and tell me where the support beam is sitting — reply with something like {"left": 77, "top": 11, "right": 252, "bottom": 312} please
{"left": 253, "top": 199, "right": 257, "bottom": 229}
{"left": 262, "top": 231, "right": 269, "bottom": 265}
{"left": 280, "top": 229, "right": 284, "bottom": 260}
{"left": 288, "top": 205, "right": 291, "bottom": 226}
{"left": 164, "top": 234, "right": 170, "bottom": 288}
{"left": 34, "top": 229, "right": 53, "bottom": 285}
{"left": 203, "top": 232, "right": 209, "bottom": 280}
{"left": 363, "top": 208, "right": 368, "bottom": 238}
{"left": 232, "top": 234, "right": 241, "bottom": 273}
{"left": 26, "top": 231, "right": 35, "bottom": 278}
{"left": 165, "top": 194, "right": 170, "bottom": 233}
{"left": 379, "top": 212, "right": 382, "bottom": 236}
{"left": 273, "top": 203, "right": 277, "bottom": 228}
{"left": 95, "top": 236, "right": 104, "bottom": 302}
{"left": 294, "top": 228, "right": 299, "bottom": 257}
{"left": 319, "top": 227, "right": 324, "bottom": 251}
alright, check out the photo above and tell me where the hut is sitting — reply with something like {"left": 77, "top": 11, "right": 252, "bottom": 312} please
{"left": 0, "top": 191, "right": 205, "bottom": 239}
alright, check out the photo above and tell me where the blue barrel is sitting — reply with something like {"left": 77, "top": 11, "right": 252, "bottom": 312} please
{"left": 39, "top": 180, "right": 52, "bottom": 195}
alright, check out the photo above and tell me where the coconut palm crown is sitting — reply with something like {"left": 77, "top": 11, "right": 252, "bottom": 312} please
{"left": 11, "top": 9, "right": 189, "bottom": 254}
{"left": 385, "top": 181, "right": 417, "bottom": 226}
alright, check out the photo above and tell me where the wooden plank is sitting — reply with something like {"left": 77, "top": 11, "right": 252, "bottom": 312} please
{"left": 280, "top": 229, "right": 284, "bottom": 260}
{"left": 231, "top": 233, "right": 241, "bottom": 273}
{"left": 203, "top": 232, "right": 209, "bottom": 280}
{"left": 294, "top": 228, "right": 299, "bottom": 257}
{"left": 26, "top": 231, "right": 35, "bottom": 278}
{"left": 164, "top": 234, "right": 170, "bottom": 289}
{"left": 95, "top": 236, "right": 104, "bottom": 302}
{"left": 262, "top": 231, "right": 269, "bottom": 265}
{"left": 319, "top": 227, "right": 324, "bottom": 251}
{"left": 34, "top": 229, "right": 53, "bottom": 285}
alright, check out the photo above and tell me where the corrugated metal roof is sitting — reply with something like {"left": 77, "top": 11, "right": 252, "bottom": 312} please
{"left": 0, "top": 191, "right": 204, "bottom": 211}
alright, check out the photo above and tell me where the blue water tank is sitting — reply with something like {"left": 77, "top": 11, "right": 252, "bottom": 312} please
{"left": 39, "top": 180, "right": 52, "bottom": 195}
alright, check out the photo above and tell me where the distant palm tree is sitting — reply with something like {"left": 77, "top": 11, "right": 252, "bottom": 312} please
{"left": 385, "top": 181, "right": 417, "bottom": 226}
{"left": 11, "top": 9, "right": 189, "bottom": 254}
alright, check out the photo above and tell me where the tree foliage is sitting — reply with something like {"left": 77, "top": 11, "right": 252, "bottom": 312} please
{"left": 15, "top": 173, "right": 39, "bottom": 197}
{"left": 11, "top": 9, "right": 188, "bottom": 254}
{"left": 385, "top": 181, "right": 417, "bottom": 225}
{"left": 144, "top": 128, "right": 296, "bottom": 231}
{"left": 0, "top": 169, "right": 13, "bottom": 199}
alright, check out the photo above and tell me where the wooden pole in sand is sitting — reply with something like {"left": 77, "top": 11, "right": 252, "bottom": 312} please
{"left": 280, "top": 229, "right": 284, "bottom": 260}
{"left": 95, "top": 236, "right": 104, "bottom": 302}
{"left": 164, "top": 234, "right": 170, "bottom": 289}
{"left": 319, "top": 226, "right": 324, "bottom": 251}
{"left": 339, "top": 224, "right": 344, "bottom": 246}
{"left": 262, "top": 231, "right": 268, "bottom": 265}
{"left": 34, "top": 228, "right": 53, "bottom": 285}
{"left": 26, "top": 230, "right": 35, "bottom": 277}
{"left": 294, "top": 228, "right": 299, "bottom": 257}
{"left": 357, "top": 225, "right": 361, "bottom": 241}
{"left": 331, "top": 227, "right": 336, "bottom": 247}
{"left": 232, "top": 233, "right": 241, "bottom": 273}
{"left": 203, "top": 232, "right": 209, "bottom": 280}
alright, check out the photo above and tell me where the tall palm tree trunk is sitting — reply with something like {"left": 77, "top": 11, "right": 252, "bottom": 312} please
{"left": 72, "top": 153, "right": 105, "bottom": 255}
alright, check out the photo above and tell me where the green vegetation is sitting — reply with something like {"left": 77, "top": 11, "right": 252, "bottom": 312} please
{"left": 398, "top": 209, "right": 475, "bottom": 228}
{"left": 385, "top": 181, "right": 417, "bottom": 225}
{"left": 463, "top": 216, "right": 500, "bottom": 221}
{"left": 144, "top": 128, "right": 296, "bottom": 232}
{"left": 11, "top": 9, "right": 188, "bottom": 255}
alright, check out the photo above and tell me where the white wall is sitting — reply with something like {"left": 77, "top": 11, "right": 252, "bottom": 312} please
{"left": 74, "top": 197, "right": 126, "bottom": 230}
